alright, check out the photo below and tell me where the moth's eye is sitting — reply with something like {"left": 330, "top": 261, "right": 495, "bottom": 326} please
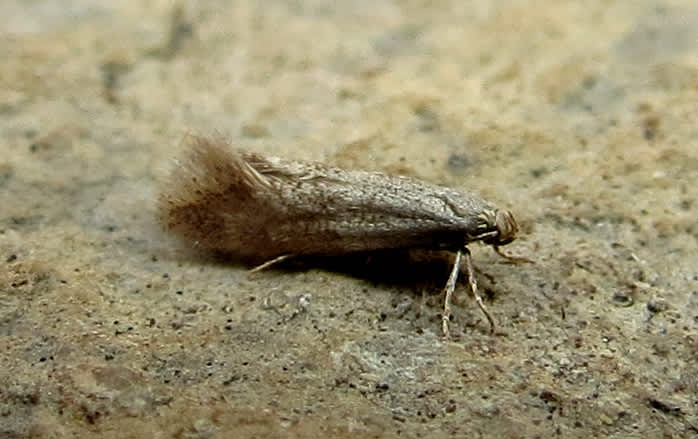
{"left": 493, "top": 210, "right": 518, "bottom": 245}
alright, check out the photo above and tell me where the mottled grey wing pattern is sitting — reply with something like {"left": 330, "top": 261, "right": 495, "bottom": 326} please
{"left": 241, "top": 151, "right": 499, "bottom": 256}
{"left": 159, "top": 136, "right": 505, "bottom": 261}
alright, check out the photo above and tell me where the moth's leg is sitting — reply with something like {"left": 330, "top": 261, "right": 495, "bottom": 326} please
{"left": 493, "top": 246, "right": 534, "bottom": 264}
{"left": 442, "top": 250, "right": 463, "bottom": 339}
{"left": 249, "top": 254, "right": 292, "bottom": 274}
{"left": 463, "top": 248, "right": 496, "bottom": 333}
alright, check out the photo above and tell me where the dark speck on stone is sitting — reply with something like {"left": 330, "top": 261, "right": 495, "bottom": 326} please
{"left": 530, "top": 167, "right": 548, "bottom": 178}
{"left": 446, "top": 153, "right": 471, "bottom": 171}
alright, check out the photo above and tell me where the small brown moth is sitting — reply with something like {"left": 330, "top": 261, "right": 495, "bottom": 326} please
{"left": 158, "top": 135, "right": 525, "bottom": 337}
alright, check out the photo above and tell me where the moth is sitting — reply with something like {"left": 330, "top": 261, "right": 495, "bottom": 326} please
{"left": 158, "top": 135, "right": 526, "bottom": 337}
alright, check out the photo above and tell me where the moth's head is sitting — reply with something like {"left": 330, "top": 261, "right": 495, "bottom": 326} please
{"left": 481, "top": 209, "right": 518, "bottom": 246}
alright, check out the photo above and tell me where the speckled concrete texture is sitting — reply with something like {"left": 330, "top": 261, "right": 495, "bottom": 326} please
{"left": 1, "top": 1, "right": 697, "bottom": 437}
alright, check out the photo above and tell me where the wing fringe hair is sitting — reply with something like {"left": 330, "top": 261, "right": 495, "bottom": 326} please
{"left": 157, "top": 135, "right": 279, "bottom": 260}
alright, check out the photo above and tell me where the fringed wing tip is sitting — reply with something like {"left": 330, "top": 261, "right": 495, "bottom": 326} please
{"left": 156, "top": 135, "right": 276, "bottom": 252}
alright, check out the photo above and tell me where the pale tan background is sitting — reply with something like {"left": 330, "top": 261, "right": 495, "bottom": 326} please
{"left": 1, "top": 1, "right": 697, "bottom": 437}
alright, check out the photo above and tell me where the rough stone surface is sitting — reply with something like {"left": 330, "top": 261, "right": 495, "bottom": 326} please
{"left": 1, "top": 1, "right": 697, "bottom": 437}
